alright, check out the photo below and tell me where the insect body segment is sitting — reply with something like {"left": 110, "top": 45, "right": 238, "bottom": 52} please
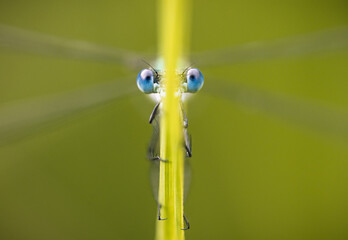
{"left": 137, "top": 67, "right": 204, "bottom": 94}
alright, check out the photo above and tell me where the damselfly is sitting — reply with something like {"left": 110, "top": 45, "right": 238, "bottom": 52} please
{"left": 136, "top": 62, "right": 204, "bottom": 230}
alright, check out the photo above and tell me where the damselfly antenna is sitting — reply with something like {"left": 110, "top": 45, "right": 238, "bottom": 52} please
{"left": 181, "top": 63, "right": 196, "bottom": 76}
{"left": 141, "top": 59, "right": 160, "bottom": 81}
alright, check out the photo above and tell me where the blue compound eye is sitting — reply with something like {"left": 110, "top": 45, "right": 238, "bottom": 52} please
{"left": 137, "top": 69, "right": 155, "bottom": 93}
{"left": 186, "top": 68, "right": 204, "bottom": 93}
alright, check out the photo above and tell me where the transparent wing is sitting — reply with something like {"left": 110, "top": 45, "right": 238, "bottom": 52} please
{"left": 205, "top": 80, "right": 348, "bottom": 140}
{"left": 0, "top": 24, "right": 150, "bottom": 69}
{"left": 0, "top": 78, "right": 136, "bottom": 146}
{"left": 183, "top": 159, "right": 191, "bottom": 202}
{"left": 150, "top": 160, "right": 160, "bottom": 203}
{"left": 192, "top": 26, "right": 348, "bottom": 67}
{"left": 149, "top": 116, "right": 191, "bottom": 203}
{"left": 149, "top": 115, "right": 161, "bottom": 202}
{"left": 150, "top": 159, "right": 191, "bottom": 203}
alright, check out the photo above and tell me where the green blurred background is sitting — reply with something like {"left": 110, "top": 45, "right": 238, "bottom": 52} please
{"left": 1, "top": 0, "right": 348, "bottom": 239}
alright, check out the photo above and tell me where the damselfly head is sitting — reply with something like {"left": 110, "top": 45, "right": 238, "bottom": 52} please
{"left": 137, "top": 66, "right": 204, "bottom": 94}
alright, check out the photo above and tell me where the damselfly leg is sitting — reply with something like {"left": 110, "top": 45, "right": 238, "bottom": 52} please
{"left": 180, "top": 104, "right": 192, "bottom": 158}
{"left": 182, "top": 214, "right": 190, "bottom": 230}
{"left": 157, "top": 204, "right": 167, "bottom": 221}
{"left": 184, "top": 128, "right": 192, "bottom": 158}
{"left": 149, "top": 101, "right": 161, "bottom": 124}
{"left": 147, "top": 103, "right": 167, "bottom": 162}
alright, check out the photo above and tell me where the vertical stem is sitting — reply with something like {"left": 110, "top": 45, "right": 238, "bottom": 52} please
{"left": 156, "top": 0, "right": 189, "bottom": 240}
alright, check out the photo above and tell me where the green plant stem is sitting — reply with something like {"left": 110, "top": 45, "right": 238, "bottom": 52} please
{"left": 155, "top": 0, "right": 189, "bottom": 239}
